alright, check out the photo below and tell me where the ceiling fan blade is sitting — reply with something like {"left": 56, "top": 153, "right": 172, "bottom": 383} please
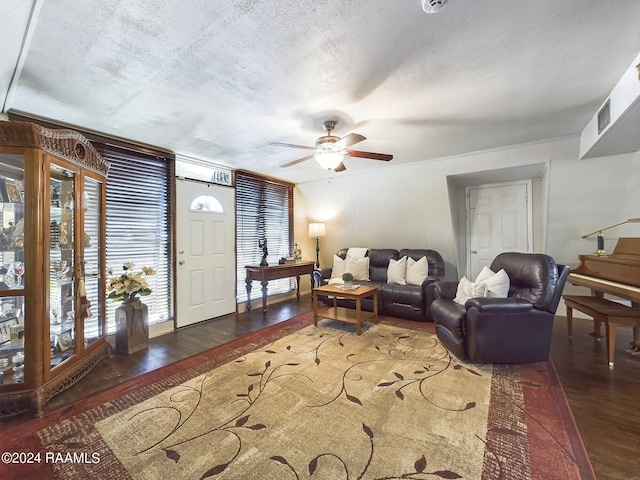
{"left": 347, "top": 150, "right": 393, "bottom": 161}
{"left": 270, "top": 142, "right": 315, "bottom": 150}
{"left": 279, "top": 154, "right": 315, "bottom": 168}
{"left": 334, "top": 162, "right": 347, "bottom": 172}
{"left": 335, "top": 133, "right": 366, "bottom": 149}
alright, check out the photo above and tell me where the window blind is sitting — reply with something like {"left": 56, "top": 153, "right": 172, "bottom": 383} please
{"left": 236, "top": 171, "right": 294, "bottom": 303}
{"left": 97, "top": 145, "right": 173, "bottom": 331}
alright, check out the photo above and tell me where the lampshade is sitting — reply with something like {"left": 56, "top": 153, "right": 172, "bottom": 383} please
{"left": 315, "top": 152, "right": 343, "bottom": 170}
{"left": 308, "top": 222, "right": 327, "bottom": 238}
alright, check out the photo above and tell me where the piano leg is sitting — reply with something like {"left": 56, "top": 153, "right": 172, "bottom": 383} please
{"left": 630, "top": 327, "right": 640, "bottom": 354}
{"left": 631, "top": 302, "right": 640, "bottom": 354}
{"left": 591, "top": 289, "right": 604, "bottom": 339}
{"left": 606, "top": 324, "right": 616, "bottom": 366}
{"left": 593, "top": 318, "right": 602, "bottom": 340}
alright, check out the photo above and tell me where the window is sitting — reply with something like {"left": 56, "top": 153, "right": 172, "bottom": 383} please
{"left": 236, "top": 171, "right": 294, "bottom": 302}
{"left": 97, "top": 145, "right": 173, "bottom": 331}
{"left": 190, "top": 194, "right": 224, "bottom": 213}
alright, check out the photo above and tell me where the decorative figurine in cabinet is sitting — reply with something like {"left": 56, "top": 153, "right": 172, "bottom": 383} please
{"left": 0, "top": 121, "right": 111, "bottom": 416}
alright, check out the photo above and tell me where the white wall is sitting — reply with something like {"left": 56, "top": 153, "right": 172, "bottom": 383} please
{"left": 294, "top": 136, "right": 640, "bottom": 305}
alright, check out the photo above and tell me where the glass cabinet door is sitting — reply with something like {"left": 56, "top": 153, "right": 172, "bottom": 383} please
{"left": 0, "top": 153, "right": 26, "bottom": 384}
{"left": 82, "top": 177, "right": 103, "bottom": 346}
{"left": 49, "top": 164, "right": 76, "bottom": 370}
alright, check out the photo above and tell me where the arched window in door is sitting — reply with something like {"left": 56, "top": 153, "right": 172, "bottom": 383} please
{"left": 190, "top": 194, "right": 224, "bottom": 213}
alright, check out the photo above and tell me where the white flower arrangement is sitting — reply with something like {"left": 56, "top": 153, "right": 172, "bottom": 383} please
{"left": 106, "top": 262, "right": 155, "bottom": 302}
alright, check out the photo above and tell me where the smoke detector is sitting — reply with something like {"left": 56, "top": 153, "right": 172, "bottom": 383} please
{"left": 422, "top": 0, "right": 448, "bottom": 14}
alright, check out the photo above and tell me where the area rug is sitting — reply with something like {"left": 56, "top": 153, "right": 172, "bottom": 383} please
{"left": 1, "top": 313, "right": 594, "bottom": 480}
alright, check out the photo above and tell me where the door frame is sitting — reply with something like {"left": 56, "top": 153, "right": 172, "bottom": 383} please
{"left": 175, "top": 178, "right": 236, "bottom": 328}
{"left": 465, "top": 180, "right": 533, "bottom": 278}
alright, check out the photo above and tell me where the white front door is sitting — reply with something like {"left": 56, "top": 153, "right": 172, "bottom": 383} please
{"left": 467, "top": 182, "right": 532, "bottom": 280}
{"left": 176, "top": 179, "right": 236, "bottom": 328}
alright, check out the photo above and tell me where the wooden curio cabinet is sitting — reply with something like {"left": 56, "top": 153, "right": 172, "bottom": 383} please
{"left": 0, "top": 121, "right": 110, "bottom": 416}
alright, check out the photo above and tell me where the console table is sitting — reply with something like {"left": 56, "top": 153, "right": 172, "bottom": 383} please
{"left": 245, "top": 261, "right": 315, "bottom": 314}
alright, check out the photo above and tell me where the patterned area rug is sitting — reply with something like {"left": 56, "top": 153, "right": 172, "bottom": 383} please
{"left": 1, "top": 313, "right": 594, "bottom": 479}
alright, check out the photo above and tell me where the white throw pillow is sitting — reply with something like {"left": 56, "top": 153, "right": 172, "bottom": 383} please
{"left": 346, "top": 256, "right": 370, "bottom": 281}
{"left": 475, "top": 266, "right": 510, "bottom": 298}
{"left": 453, "top": 276, "right": 487, "bottom": 305}
{"left": 475, "top": 266, "right": 494, "bottom": 283}
{"left": 405, "top": 256, "right": 428, "bottom": 286}
{"left": 346, "top": 247, "right": 368, "bottom": 260}
{"left": 387, "top": 256, "right": 407, "bottom": 285}
{"left": 331, "top": 255, "right": 347, "bottom": 280}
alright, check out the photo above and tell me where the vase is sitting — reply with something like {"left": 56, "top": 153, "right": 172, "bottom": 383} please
{"left": 115, "top": 298, "right": 149, "bottom": 354}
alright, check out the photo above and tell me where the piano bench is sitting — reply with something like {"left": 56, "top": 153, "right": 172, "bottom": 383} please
{"left": 563, "top": 295, "right": 640, "bottom": 367}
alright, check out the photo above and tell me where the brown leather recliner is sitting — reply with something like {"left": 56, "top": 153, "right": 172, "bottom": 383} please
{"left": 430, "top": 252, "right": 569, "bottom": 364}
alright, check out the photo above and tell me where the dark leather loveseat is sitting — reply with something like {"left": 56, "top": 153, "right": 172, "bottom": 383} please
{"left": 314, "top": 248, "right": 445, "bottom": 322}
{"left": 431, "top": 252, "right": 569, "bottom": 364}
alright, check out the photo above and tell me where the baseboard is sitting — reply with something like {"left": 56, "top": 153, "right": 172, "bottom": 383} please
{"left": 149, "top": 320, "right": 175, "bottom": 338}
{"left": 236, "top": 290, "right": 308, "bottom": 314}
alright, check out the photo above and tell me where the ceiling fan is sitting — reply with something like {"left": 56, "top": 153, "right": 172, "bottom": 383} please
{"left": 271, "top": 120, "right": 393, "bottom": 172}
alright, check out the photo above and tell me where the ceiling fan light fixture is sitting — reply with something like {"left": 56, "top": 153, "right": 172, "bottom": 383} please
{"left": 422, "top": 0, "right": 448, "bottom": 14}
{"left": 315, "top": 152, "right": 344, "bottom": 170}
{"left": 273, "top": 118, "right": 392, "bottom": 170}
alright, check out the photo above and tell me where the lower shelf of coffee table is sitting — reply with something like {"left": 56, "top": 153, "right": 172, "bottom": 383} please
{"left": 322, "top": 306, "right": 376, "bottom": 326}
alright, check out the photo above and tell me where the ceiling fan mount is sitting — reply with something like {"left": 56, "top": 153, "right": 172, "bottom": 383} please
{"left": 315, "top": 121, "right": 341, "bottom": 149}
{"left": 271, "top": 120, "right": 393, "bottom": 172}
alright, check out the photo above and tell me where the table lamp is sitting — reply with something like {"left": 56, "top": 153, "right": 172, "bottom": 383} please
{"left": 582, "top": 217, "right": 640, "bottom": 256}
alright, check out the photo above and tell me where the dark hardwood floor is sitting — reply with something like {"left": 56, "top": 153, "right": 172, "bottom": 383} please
{"left": 549, "top": 312, "right": 640, "bottom": 480}
{"left": 43, "top": 298, "right": 314, "bottom": 413}
{"left": 3, "top": 295, "right": 640, "bottom": 479}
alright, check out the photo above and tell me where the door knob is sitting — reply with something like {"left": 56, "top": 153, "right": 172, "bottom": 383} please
{"left": 179, "top": 249, "right": 184, "bottom": 254}
{"left": 179, "top": 260, "right": 185, "bottom": 265}
{"left": 471, "top": 250, "right": 477, "bottom": 254}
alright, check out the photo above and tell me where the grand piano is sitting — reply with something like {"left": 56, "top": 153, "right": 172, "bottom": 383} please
{"left": 568, "top": 237, "right": 640, "bottom": 305}
{"left": 567, "top": 237, "right": 640, "bottom": 360}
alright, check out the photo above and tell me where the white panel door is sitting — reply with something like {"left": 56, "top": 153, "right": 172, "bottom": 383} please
{"left": 176, "top": 179, "right": 235, "bottom": 328}
{"left": 467, "top": 182, "right": 531, "bottom": 280}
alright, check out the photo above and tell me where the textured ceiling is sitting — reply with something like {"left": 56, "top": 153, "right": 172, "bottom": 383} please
{"left": 3, "top": 0, "right": 640, "bottom": 183}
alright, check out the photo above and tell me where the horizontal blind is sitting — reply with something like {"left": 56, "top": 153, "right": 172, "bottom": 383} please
{"left": 96, "top": 144, "right": 172, "bottom": 331}
{"left": 236, "top": 172, "right": 294, "bottom": 303}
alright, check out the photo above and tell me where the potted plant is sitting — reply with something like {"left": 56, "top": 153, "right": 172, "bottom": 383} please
{"left": 107, "top": 262, "right": 155, "bottom": 354}
{"left": 342, "top": 272, "right": 354, "bottom": 288}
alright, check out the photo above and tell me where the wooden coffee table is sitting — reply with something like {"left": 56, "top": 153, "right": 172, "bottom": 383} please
{"left": 312, "top": 284, "right": 378, "bottom": 335}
